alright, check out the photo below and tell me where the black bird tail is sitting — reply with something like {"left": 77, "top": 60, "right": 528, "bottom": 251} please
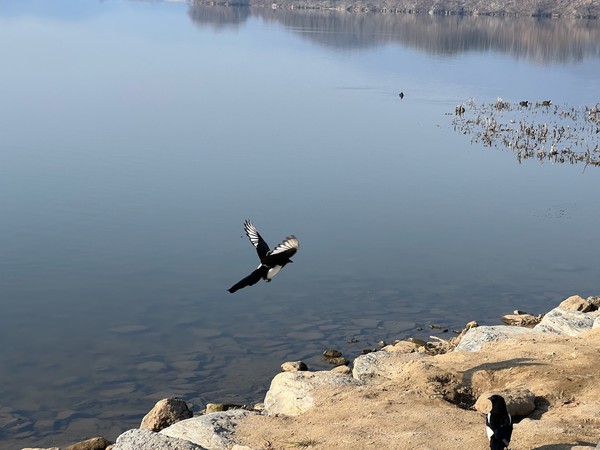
{"left": 227, "top": 267, "right": 266, "bottom": 293}
{"left": 490, "top": 437, "right": 509, "bottom": 450}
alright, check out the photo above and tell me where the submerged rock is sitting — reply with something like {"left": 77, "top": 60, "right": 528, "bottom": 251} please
{"left": 281, "top": 361, "right": 308, "bottom": 372}
{"left": 325, "top": 356, "right": 349, "bottom": 366}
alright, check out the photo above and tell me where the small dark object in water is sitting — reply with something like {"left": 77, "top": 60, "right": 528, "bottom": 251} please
{"left": 519, "top": 100, "right": 529, "bottom": 107}
{"left": 455, "top": 104, "right": 466, "bottom": 115}
{"left": 542, "top": 100, "right": 552, "bottom": 106}
{"left": 399, "top": 92, "right": 404, "bottom": 99}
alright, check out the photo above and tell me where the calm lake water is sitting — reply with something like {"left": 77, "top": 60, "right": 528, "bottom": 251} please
{"left": 1, "top": 1, "right": 599, "bottom": 447}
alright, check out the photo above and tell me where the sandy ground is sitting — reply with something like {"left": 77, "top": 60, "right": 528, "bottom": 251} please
{"left": 233, "top": 328, "right": 600, "bottom": 450}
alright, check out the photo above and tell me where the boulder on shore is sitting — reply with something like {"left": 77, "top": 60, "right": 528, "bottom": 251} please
{"left": 264, "top": 370, "right": 360, "bottom": 416}
{"left": 160, "top": 409, "right": 252, "bottom": 450}
{"left": 112, "top": 429, "right": 204, "bottom": 450}
{"left": 534, "top": 307, "right": 599, "bottom": 336}
{"left": 454, "top": 325, "right": 537, "bottom": 352}
{"left": 140, "top": 398, "right": 193, "bottom": 432}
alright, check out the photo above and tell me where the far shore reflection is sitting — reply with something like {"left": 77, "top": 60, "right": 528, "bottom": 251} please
{"left": 188, "top": 3, "right": 600, "bottom": 62}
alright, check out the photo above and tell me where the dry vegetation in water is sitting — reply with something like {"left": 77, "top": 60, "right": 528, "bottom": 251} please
{"left": 452, "top": 99, "right": 600, "bottom": 168}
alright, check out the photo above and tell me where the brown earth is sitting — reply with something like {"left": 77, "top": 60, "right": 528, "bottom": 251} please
{"left": 233, "top": 328, "right": 600, "bottom": 449}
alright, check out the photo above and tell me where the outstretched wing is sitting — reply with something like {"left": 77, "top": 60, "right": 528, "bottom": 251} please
{"left": 262, "top": 235, "right": 298, "bottom": 266}
{"left": 244, "top": 220, "right": 270, "bottom": 260}
{"left": 228, "top": 266, "right": 268, "bottom": 293}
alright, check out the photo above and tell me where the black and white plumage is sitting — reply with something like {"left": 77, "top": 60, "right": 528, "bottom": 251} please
{"left": 486, "top": 394, "right": 513, "bottom": 450}
{"left": 227, "top": 220, "right": 299, "bottom": 293}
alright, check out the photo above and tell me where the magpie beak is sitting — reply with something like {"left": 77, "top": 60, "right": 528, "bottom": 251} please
{"left": 227, "top": 220, "right": 299, "bottom": 293}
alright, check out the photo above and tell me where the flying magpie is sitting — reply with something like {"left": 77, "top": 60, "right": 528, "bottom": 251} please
{"left": 486, "top": 394, "right": 513, "bottom": 450}
{"left": 227, "top": 220, "right": 299, "bottom": 293}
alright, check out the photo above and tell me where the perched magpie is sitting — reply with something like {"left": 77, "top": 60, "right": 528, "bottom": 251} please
{"left": 486, "top": 394, "right": 513, "bottom": 450}
{"left": 227, "top": 220, "right": 298, "bottom": 293}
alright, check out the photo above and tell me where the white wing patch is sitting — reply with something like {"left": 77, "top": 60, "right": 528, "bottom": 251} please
{"left": 244, "top": 220, "right": 262, "bottom": 248}
{"left": 269, "top": 236, "right": 299, "bottom": 255}
{"left": 486, "top": 413, "right": 493, "bottom": 440}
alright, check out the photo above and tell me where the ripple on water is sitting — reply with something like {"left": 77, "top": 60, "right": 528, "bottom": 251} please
{"left": 98, "top": 382, "right": 138, "bottom": 398}
{"left": 190, "top": 328, "right": 223, "bottom": 339}
{"left": 108, "top": 324, "right": 151, "bottom": 334}
{"left": 136, "top": 360, "right": 168, "bottom": 372}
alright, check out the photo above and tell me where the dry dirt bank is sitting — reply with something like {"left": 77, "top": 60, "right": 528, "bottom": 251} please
{"left": 233, "top": 328, "right": 600, "bottom": 449}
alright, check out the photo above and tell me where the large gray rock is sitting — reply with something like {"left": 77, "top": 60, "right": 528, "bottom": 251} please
{"left": 140, "top": 398, "right": 193, "bottom": 432}
{"left": 534, "top": 307, "right": 600, "bottom": 336}
{"left": 264, "top": 370, "right": 361, "bottom": 416}
{"left": 112, "top": 429, "right": 205, "bottom": 450}
{"left": 455, "top": 325, "right": 537, "bottom": 352}
{"left": 352, "top": 350, "right": 425, "bottom": 383}
{"left": 474, "top": 388, "right": 536, "bottom": 417}
{"left": 160, "top": 409, "right": 251, "bottom": 450}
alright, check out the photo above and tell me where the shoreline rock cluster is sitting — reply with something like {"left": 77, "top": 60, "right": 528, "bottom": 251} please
{"left": 24, "top": 295, "right": 600, "bottom": 450}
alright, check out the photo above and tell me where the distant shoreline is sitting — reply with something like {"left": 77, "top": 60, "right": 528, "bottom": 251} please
{"left": 192, "top": 0, "right": 600, "bottom": 19}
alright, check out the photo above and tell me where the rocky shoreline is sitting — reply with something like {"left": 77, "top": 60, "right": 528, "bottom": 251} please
{"left": 25, "top": 294, "right": 600, "bottom": 450}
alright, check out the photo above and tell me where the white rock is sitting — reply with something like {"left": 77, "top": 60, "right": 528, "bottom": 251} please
{"left": 352, "top": 351, "right": 425, "bottom": 383}
{"left": 594, "top": 316, "right": 600, "bottom": 329}
{"left": 112, "top": 429, "right": 205, "bottom": 450}
{"left": 264, "top": 371, "right": 361, "bottom": 416}
{"left": 160, "top": 409, "right": 251, "bottom": 450}
{"left": 455, "top": 325, "right": 537, "bottom": 352}
{"left": 534, "top": 307, "right": 600, "bottom": 336}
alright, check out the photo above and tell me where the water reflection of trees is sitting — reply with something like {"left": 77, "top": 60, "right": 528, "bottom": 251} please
{"left": 188, "top": 4, "right": 600, "bottom": 62}
{"left": 188, "top": 3, "right": 251, "bottom": 29}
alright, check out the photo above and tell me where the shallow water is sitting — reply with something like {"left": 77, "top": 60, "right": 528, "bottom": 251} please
{"left": 1, "top": 1, "right": 600, "bottom": 448}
